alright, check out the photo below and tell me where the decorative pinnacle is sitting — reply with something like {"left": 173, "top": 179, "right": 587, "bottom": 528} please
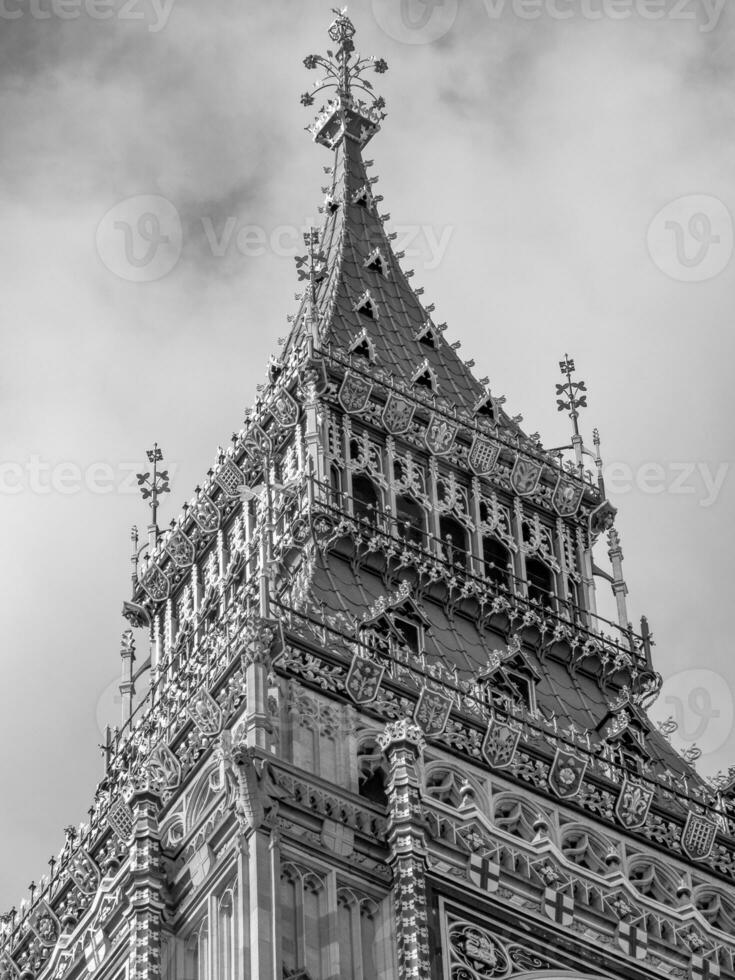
{"left": 301, "top": 10, "right": 388, "bottom": 149}
{"left": 556, "top": 354, "right": 588, "bottom": 440}
{"left": 294, "top": 228, "right": 327, "bottom": 343}
{"left": 136, "top": 442, "right": 170, "bottom": 535}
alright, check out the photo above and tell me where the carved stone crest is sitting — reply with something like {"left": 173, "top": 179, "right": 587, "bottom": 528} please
{"left": 146, "top": 743, "right": 182, "bottom": 792}
{"left": 215, "top": 458, "right": 244, "bottom": 498}
{"left": 510, "top": 454, "right": 543, "bottom": 496}
{"left": 425, "top": 413, "right": 458, "bottom": 456}
{"left": 681, "top": 810, "right": 718, "bottom": 862}
{"left": 616, "top": 918, "right": 648, "bottom": 960}
{"left": 414, "top": 687, "right": 452, "bottom": 737}
{"left": 551, "top": 473, "right": 584, "bottom": 517}
{"left": 345, "top": 653, "right": 384, "bottom": 705}
{"left": 382, "top": 393, "right": 415, "bottom": 434}
{"left": 481, "top": 716, "right": 521, "bottom": 770}
{"left": 615, "top": 778, "right": 654, "bottom": 831}
{"left": 107, "top": 798, "right": 134, "bottom": 842}
{"left": 139, "top": 562, "right": 169, "bottom": 602}
{"left": 68, "top": 847, "right": 101, "bottom": 897}
{"left": 468, "top": 853, "right": 500, "bottom": 894}
{"left": 339, "top": 370, "right": 373, "bottom": 413}
{"left": 186, "top": 690, "right": 223, "bottom": 737}
{"left": 548, "top": 747, "right": 587, "bottom": 799}
{"left": 28, "top": 900, "right": 60, "bottom": 948}
{"left": 189, "top": 492, "right": 220, "bottom": 534}
{"left": 165, "top": 526, "right": 195, "bottom": 568}
{"left": 269, "top": 388, "right": 300, "bottom": 428}
{"left": 468, "top": 434, "right": 500, "bottom": 477}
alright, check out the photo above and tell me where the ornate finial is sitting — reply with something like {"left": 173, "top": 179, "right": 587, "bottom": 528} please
{"left": 556, "top": 354, "right": 588, "bottom": 438}
{"left": 294, "top": 228, "right": 327, "bottom": 343}
{"left": 136, "top": 443, "right": 170, "bottom": 541}
{"left": 556, "top": 354, "right": 588, "bottom": 474}
{"left": 301, "top": 12, "right": 388, "bottom": 149}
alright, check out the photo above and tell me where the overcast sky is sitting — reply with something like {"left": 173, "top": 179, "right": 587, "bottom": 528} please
{"left": 1, "top": 0, "right": 734, "bottom": 913}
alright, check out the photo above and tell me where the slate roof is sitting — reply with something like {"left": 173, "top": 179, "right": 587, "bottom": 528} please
{"left": 284, "top": 107, "right": 520, "bottom": 432}
{"left": 293, "top": 548, "right": 697, "bottom": 789}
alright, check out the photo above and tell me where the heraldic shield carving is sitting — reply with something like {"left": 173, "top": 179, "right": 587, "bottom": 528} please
{"left": 382, "top": 393, "right": 415, "bottom": 435}
{"left": 140, "top": 562, "right": 169, "bottom": 602}
{"left": 190, "top": 492, "right": 220, "bottom": 534}
{"left": 28, "top": 900, "right": 60, "bottom": 948}
{"left": 165, "top": 527, "right": 195, "bottom": 569}
{"left": 681, "top": 810, "right": 719, "bottom": 862}
{"left": 414, "top": 687, "right": 452, "bottom": 737}
{"left": 510, "top": 454, "right": 544, "bottom": 497}
{"left": 552, "top": 473, "right": 584, "bottom": 517}
{"left": 548, "top": 747, "right": 588, "bottom": 799}
{"left": 215, "top": 458, "right": 244, "bottom": 498}
{"left": 269, "top": 388, "right": 300, "bottom": 428}
{"left": 615, "top": 778, "right": 654, "bottom": 831}
{"left": 425, "top": 413, "right": 458, "bottom": 456}
{"left": 186, "top": 689, "right": 223, "bottom": 737}
{"left": 468, "top": 434, "right": 500, "bottom": 477}
{"left": 339, "top": 370, "right": 373, "bottom": 414}
{"left": 345, "top": 653, "right": 385, "bottom": 705}
{"left": 481, "top": 715, "right": 521, "bottom": 769}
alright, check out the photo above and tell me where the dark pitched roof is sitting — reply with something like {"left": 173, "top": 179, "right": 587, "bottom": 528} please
{"left": 284, "top": 106, "right": 518, "bottom": 429}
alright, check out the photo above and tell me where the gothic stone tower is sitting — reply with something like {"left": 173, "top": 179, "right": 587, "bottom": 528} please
{"left": 2, "top": 12, "right": 735, "bottom": 980}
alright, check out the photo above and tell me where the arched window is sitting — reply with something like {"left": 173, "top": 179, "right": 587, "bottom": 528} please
{"left": 395, "top": 493, "right": 426, "bottom": 547}
{"left": 356, "top": 738, "right": 388, "bottom": 806}
{"left": 217, "top": 891, "right": 236, "bottom": 980}
{"left": 185, "top": 920, "right": 208, "bottom": 980}
{"left": 439, "top": 515, "right": 468, "bottom": 566}
{"left": 280, "top": 865, "right": 329, "bottom": 978}
{"left": 330, "top": 464, "right": 343, "bottom": 508}
{"left": 483, "top": 536, "right": 511, "bottom": 589}
{"left": 526, "top": 556, "right": 554, "bottom": 609}
{"left": 351, "top": 474, "right": 380, "bottom": 525}
{"left": 337, "top": 890, "right": 387, "bottom": 980}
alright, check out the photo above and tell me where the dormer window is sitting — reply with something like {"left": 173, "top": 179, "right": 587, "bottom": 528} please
{"left": 411, "top": 360, "right": 436, "bottom": 393}
{"left": 364, "top": 247, "right": 388, "bottom": 277}
{"left": 415, "top": 322, "right": 438, "bottom": 349}
{"left": 349, "top": 329, "right": 376, "bottom": 362}
{"left": 474, "top": 391, "right": 496, "bottom": 423}
{"left": 351, "top": 184, "right": 370, "bottom": 207}
{"left": 394, "top": 616, "right": 421, "bottom": 653}
{"left": 354, "top": 290, "right": 377, "bottom": 320}
{"left": 480, "top": 645, "right": 540, "bottom": 714}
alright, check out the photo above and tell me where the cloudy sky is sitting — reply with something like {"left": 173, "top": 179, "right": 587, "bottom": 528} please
{"left": 1, "top": 0, "right": 734, "bottom": 912}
